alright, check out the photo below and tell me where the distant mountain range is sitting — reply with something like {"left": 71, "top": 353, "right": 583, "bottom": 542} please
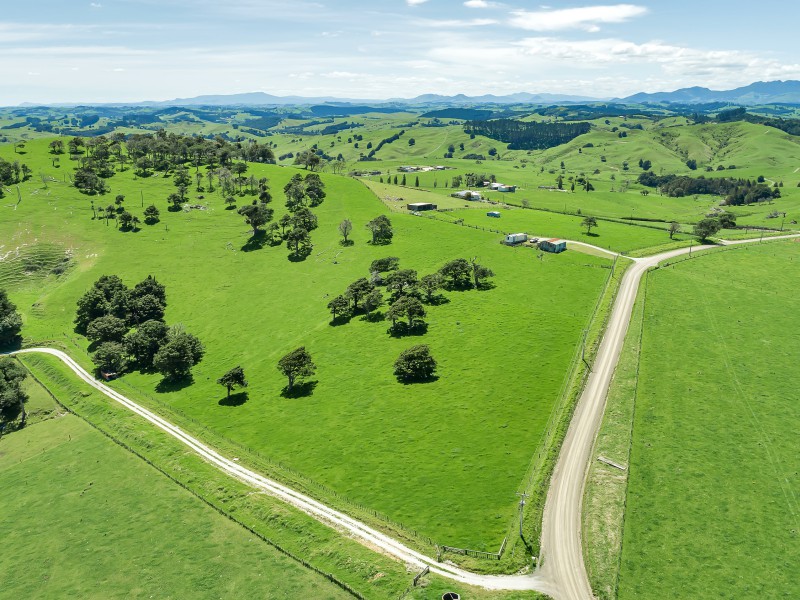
{"left": 14, "top": 80, "right": 800, "bottom": 108}
{"left": 618, "top": 80, "right": 800, "bottom": 105}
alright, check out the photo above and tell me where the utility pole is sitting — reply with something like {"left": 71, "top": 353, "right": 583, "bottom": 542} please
{"left": 140, "top": 190, "right": 144, "bottom": 207}
{"left": 516, "top": 492, "right": 528, "bottom": 538}
{"left": 689, "top": 239, "right": 693, "bottom": 257}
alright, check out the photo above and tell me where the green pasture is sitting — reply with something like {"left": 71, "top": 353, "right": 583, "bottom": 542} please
{"left": 1, "top": 137, "right": 613, "bottom": 551}
{"left": 617, "top": 241, "right": 800, "bottom": 599}
{"left": 0, "top": 376, "right": 352, "bottom": 600}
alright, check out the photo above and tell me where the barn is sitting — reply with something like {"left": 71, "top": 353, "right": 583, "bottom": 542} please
{"left": 407, "top": 202, "right": 437, "bottom": 211}
{"left": 539, "top": 238, "right": 567, "bottom": 253}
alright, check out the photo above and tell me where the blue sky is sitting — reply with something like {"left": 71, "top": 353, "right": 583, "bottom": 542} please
{"left": 2, "top": 0, "right": 799, "bottom": 104}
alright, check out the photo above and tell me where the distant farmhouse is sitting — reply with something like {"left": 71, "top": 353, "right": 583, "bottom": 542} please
{"left": 484, "top": 181, "right": 517, "bottom": 193}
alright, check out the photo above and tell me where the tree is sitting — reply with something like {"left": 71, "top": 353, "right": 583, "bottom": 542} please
{"left": 686, "top": 159, "right": 697, "bottom": 170}
{"left": 304, "top": 173, "right": 326, "bottom": 207}
{"left": 278, "top": 213, "right": 293, "bottom": 236}
{"left": 217, "top": 366, "right": 248, "bottom": 399}
{"left": 668, "top": 221, "right": 681, "bottom": 239}
{"left": 284, "top": 174, "right": 306, "bottom": 211}
{"left": 75, "top": 287, "right": 110, "bottom": 332}
{"left": 360, "top": 289, "right": 383, "bottom": 317}
{"left": 385, "top": 269, "right": 418, "bottom": 299}
{"left": 345, "top": 278, "right": 375, "bottom": 311}
{"left": 92, "top": 341, "right": 129, "bottom": 375}
{"left": 124, "top": 319, "right": 169, "bottom": 369}
{"left": 132, "top": 275, "right": 167, "bottom": 306}
{"left": 143, "top": 204, "right": 160, "bottom": 224}
{"left": 0, "top": 357, "right": 29, "bottom": 428}
{"left": 718, "top": 212, "right": 737, "bottom": 229}
{"left": 393, "top": 344, "right": 437, "bottom": 383}
{"left": 127, "top": 294, "right": 165, "bottom": 325}
{"left": 118, "top": 210, "right": 134, "bottom": 230}
{"left": 693, "top": 218, "right": 721, "bottom": 241}
{"left": 238, "top": 203, "right": 274, "bottom": 235}
{"left": 439, "top": 258, "right": 472, "bottom": 289}
{"left": 0, "top": 290, "right": 23, "bottom": 348}
{"left": 225, "top": 196, "right": 236, "bottom": 210}
{"left": 366, "top": 215, "right": 393, "bottom": 245}
{"left": 581, "top": 216, "right": 598, "bottom": 235}
{"left": 286, "top": 227, "right": 312, "bottom": 257}
{"left": 277, "top": 347, "right": 316, "bottom": 392}
{"left": 167, "top": 192, "right": 183, "bottom": 211}
{"left": 327, "top": 295, "right": 350, "bottom": 320}
{"left": 86, "top": 315, "right": 129, "bottom": 344}
{"left": 370, "top": 257, "right": 400, "bottom": 273}
{"left": 419, "top": 273, "right": 443, "bottom": 303}
{"left": 153, "top": 327, "right": 205, "bottom": 380}
{"left": 386, "top": 295, "right": 425, "bottom": 328}
{"left": 290, "top": 206, "right": 318, "bottom": 232}
{"left": 470, "top": 258, "right": 494, "bottom": 289}
{"left": 338, "top": 218, "right": 353, "bottom": 244}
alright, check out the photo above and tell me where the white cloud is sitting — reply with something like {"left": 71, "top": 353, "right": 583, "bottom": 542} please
{"left": 416, "top": 18, "right": 497, "bottom": 27}
{"left": 509, "top": 4, "right": 647, "bottom": 32}
{"left": 90, "top": 2, "right": 103, "bottom": 8}
{"left": 406, "top": 0, "right": 429, "bottom": 5}
{"left": 464, "top": 0, "right": 500, "bottom": 7}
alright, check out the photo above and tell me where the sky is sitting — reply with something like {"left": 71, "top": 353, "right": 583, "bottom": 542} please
{"left": 2, "top": 0, "right": 800, "bottom": 105}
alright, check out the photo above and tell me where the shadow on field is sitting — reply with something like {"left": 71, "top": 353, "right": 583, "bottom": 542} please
{"left": 339, "top": 239, "right": 354, "bottom": 247}
{"left": 241, "top": 231, "right": 267, "bottom": 252}
{"left": 582, "top": 232, "right": 600, "bottom": 238}
{"left": 219, "top": 392, "right": 248, "bottom": 407}
{"left": 388, "top": 322, "right": 428, "bottom": 337}
{"left": 398, "top": 374, "right": 439, "bottom": 385}
{"left": 329, "top": 315, "right": 352, "bottom": 327}
{"left": 156, "top": 376, "right": 194, "bottom": 393}
{"left": 287, "top": 249, "right": 312, "bottom": 262}
{"left": 423, "top": 294, "right": 450, "bottom": 306}
{"left": 280, "top": 380, "right": 318, "bottom": 398}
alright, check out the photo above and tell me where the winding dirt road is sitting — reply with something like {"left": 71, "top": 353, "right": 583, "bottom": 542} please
{"left": 7, "top": 234, "right": 797, "bottom": 597}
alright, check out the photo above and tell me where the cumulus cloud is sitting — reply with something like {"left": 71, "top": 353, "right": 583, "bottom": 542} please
{"left": 464, "top": 0, "right": 501, "bottom": 7}
{"left": 415, "top": 18, "right": 497, "bottom": 27}
{"left": 509, "top": 4, "right": 647, "bottom": 32}
{"left": 406, "top": 0, "right": 429, "bottom": 5}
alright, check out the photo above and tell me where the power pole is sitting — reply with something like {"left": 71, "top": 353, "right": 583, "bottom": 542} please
{"left": 140, "top": 190, "right": 144, "bottom": 207}
{"left": 516, "top": 492, "right": 528, "bottom": 538}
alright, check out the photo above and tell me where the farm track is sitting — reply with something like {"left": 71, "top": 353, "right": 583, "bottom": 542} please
{"left": 5, "top": 233, "right": 799, "bottom": 597}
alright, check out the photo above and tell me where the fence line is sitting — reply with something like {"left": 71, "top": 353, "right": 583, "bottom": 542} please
{"left": 20, "top": 359, "right": 366, "bottom": 599}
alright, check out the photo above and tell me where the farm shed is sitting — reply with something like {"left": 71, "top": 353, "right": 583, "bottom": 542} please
{"left": 451, "top": 190, "right": 482, "bottom": 201}
{"left": 487, "top": 211, "right": 501, "bottom": 218}
{"left": 407, "top": 202, "right": 437, "bottom": 211}
{"left": 504, "top": 233, "right": 528, "bottom": 245}
{"left": 539, "top": 238, "right": 567, "bottom": 253}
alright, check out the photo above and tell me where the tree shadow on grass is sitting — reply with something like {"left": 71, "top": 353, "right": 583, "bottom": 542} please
{"left": 397, "top": 374, "right": 439, "bottom": 385}
{"left": 339, "top": 239, "right": 354, "bottom": 247}
{"left": 361, "top": 311, "right": 385, "bottom": 323}
{"left": 387, "top": 322, "right": 428, "bottom": 338}
{"left": 280, "top": 380, "right": 318, "bottom": 399}
{"left": 422, "top": 294, "right": 450, "bottom": 306}
{"left": 241, "top": 230, "right": 267, "bottom": 252}
{"left": 476, "top": 280, "right": 496, "bottom": 291}
{"left": 581, "top": 231, "right": 600, "bottom": 238}
{"left": 329, "top": 314, "right": 353, "bottom": 327}
{"left": 156, "top": 375, "right": 194, "bottom": 393}
{"left": 287, "top": 248, "right": 312, "bottom": 262}
{"left": 218, "top": 392, "right": 248, "bottom": 407}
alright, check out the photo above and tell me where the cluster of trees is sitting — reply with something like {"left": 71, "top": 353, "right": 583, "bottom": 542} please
{"left": 68, "top": 130, "right": 276, "bottom": 195}
{"left": 327, "top": 256, "right": 493, "bottom": 333}
{"left": 0, "top": 156, "right": 32, "bottom": 197}
{"left": 637, "top": 172, "right": 781, "bottom": 205}
{"left": 75, "top": 275, "right": 204, "bottom": 380}
{"left": 93, "top": 193, "right": 156, "bottom": 231}
{"left": 464, "top": 119, "right": 591, "bottom": 150}
{"left": 717, "top": 106, "right": 800, "bottom": 137}
{"left": 0, "top": 290, "right": 23, "bottom": 349}
{"left": 0, "top": 358, "right": 28, "bottom": 432}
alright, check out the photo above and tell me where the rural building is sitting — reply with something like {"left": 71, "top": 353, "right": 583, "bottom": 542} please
{"left": 407, "top": 202, "right": 437, "bottom": 211}
{"left": 451, "top": 190, "right": 482, "bottom": 201}
{"left": 539, "top": 238, "right": 567, "bottom": 253}
{"left": 504, "top": 233, "right": 528, "bottom": 245}
{"left": 486, "top": 182, "right": 517, "bottom": 193}
{"left": 497, "top": 185, "right": 517, "bottom": 193}
{"left": 487, "top": 211, "right": 501, "bottom": 218}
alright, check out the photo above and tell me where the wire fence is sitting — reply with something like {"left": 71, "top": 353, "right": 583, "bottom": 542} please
{"left": 21, "top": 359, "right": 366, "bottom": 599}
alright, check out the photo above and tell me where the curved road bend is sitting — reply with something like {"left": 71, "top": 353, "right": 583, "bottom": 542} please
{"left": 6, "top": 347, "right": 554, "bottom": 595}
{"left": 7, "top": 234, "right": 797, "bottom": 597}
{"left": 538, "top": 233, "right": 800, "bottom": 600}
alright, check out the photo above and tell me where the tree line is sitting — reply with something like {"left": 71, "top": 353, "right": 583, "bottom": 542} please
{"left": 637, "top": 172, "right": 780, "bottom": 205}
{"left": 464, "top": 119, "right": 592, "bottom": 150}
